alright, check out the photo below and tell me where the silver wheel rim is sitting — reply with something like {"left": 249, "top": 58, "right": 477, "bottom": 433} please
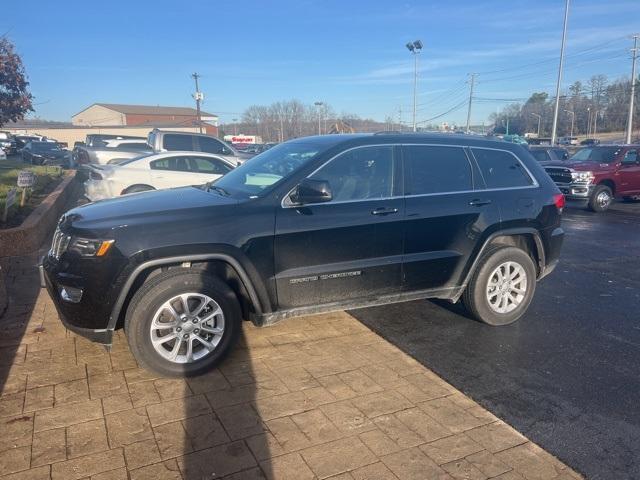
{"left": 149, "top": 293, "right": 225, "bottom": 364}
{"left": 596, "top": 190, "right": 611, "bottom": 209}
{"left": 486, "top": 261, "right": 528, "bottom": 314}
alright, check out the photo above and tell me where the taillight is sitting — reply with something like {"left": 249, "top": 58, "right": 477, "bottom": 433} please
{"left": 90, "top": 171, "right": 103, "bottom": 180}
{"left": 553, "top": 193, "right": 565, "bottom": 211}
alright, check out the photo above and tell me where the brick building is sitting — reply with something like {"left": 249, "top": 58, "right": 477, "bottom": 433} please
{"left": 71, "top": 103, "right": 219, "bottom": 136}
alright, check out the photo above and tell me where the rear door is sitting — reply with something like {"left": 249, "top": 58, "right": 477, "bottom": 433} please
{"left": 401, "top": 144, "right": 500, "bottom": 291}
{"left": 274, "top": 145, "right": 404, "bottom": 309}
{"left": 148, "top": 155, "right": 204, "bottom": 189}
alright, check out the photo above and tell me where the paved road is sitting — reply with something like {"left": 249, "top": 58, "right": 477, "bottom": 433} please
{"left": 351, "top": 201, "right": 640, "bottom": 480}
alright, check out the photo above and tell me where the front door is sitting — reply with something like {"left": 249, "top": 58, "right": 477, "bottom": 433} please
{"left": 274, "top": 145, "right": 404, "bottom": 310}
{"left": 401, "top": 145, "right": 501, "bottom": 291}
{"left": 618, "top": 149, "right": 640, "bottom": 194}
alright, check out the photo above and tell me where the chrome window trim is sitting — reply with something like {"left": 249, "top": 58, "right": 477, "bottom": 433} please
{"left": 281, "top": 143, "right": 540, "bottom": 208}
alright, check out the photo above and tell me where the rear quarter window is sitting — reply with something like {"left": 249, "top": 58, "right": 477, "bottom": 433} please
{"left": 471, "top": 148, "right": 534, "bottom": 189}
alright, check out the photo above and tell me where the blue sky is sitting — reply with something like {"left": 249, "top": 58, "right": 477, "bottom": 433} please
{"left": 3, "top": 0, "right": 639, "bottom": 126}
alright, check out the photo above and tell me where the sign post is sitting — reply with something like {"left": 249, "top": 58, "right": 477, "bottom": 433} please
{"left": 17, "top": 171, "right": 36, "bottom": 207}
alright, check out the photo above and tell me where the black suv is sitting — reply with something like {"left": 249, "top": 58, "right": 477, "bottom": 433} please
{"left": 42, "top": 134, "right": 565, "bottom": 376}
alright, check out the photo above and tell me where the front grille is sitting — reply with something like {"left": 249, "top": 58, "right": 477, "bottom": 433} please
{"left": 544, "top": 167, "right": 573, "bottom": 185}
{"left": 49, "top": 228, "right": 71, "bottom": 259}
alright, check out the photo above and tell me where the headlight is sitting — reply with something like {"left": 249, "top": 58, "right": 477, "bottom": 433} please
{"left": 68, "top": 238, "right": 115, "bottom": 257}
{"left": 571, "top": 171, "right": 594, "bottom": 183}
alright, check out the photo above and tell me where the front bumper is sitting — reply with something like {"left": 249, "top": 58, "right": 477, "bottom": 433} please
{"left": 39, "top": 262, "right": 114, "bottom": 346}
{"left": 555, "top": 182, "right": 594, "bottom": 201}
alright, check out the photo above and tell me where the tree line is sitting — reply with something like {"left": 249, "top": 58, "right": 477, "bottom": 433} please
{"left": 222, "top": 100, "right": 392, "bottom": 142}
{"left": 490, "top": 74, "right": 639, "bottom": 138}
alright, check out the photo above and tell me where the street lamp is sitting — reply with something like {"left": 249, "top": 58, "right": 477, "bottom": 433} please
{"left": 530, "top": 113, "right": 542, "bottom": 137}
{"left": 406, "top": 40, "right": 423, "bottom": 132}
{"left": 314, "top": 101, "right": 324, "bottom": 135}
{"left": 564, "top": 110, "right": 575, "bottom": 138}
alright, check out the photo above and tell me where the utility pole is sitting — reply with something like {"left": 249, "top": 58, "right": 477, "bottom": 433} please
{"left": 398, "top": 106, "right": 402, "bottom": 132}
{"left": 551, "top": 0, "right": 570, "bottom": 145}
{"left": 564, "top": 110, "right": 575, "bottom": 137}
{"left": 232, "top": 118, "right": 238, "bottom": 135}
{"left": 625, "top": 35, "right": 639, "bottom": 144}
{"left": 593, "top": 110, "right": 599, "bottom": 137}
{"left": 466, "top": 73, "right": 476, "bottom": 134}
{"left": 191, "top": 73, "right": 203, "bottom": 134}
{"left": 314, "top": 102, "right": 323, "bottom": 135}
{"left": 587, "top": 107, "right": 592, "bottom": 137}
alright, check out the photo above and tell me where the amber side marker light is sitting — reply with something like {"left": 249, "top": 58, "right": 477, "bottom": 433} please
{"left": 96, "top": 240, "right": 115, "bottom": 257}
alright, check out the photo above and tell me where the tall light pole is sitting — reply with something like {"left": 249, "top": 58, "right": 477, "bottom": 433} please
{"left": 192, "top": 73, "right": 203, "bottom": 134}
{"left": 530, "top": 113, "right": 542, "bottom": 137}
{"left": 551, "top": 0, "right": 570, "bottom": 145}
{"left": 587, "top": 107, "right": 592, "bottom": 137}
{"left": 466, "top": 73, "right": 476, "bottom": 134}
{"left": 406, "top": 40, "right": 423, "bottom": 132}
{"left": 625, "top": 35, "right": 639, "bottom": 144}
{"left": 564, "top": 109, "right": 575, "bottom": 137}
{"left": 314, "top": 101, "right": 323, "bottom": 135}
{"left": 232, "top": 118, "right": 238, "bottom": 136}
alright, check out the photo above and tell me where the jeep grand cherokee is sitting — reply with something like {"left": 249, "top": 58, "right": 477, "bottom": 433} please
{"left": 42, "top": 134, "right": 565, "bottom": 377}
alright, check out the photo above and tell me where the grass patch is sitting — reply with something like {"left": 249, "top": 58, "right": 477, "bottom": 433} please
{"left": 1, "top": 159, "right": 64, "bottom": 225}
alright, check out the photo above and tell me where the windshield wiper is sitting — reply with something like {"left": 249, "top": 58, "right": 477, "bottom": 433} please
{"left": 206, "top": 183, "right": 230, "bottom": 196}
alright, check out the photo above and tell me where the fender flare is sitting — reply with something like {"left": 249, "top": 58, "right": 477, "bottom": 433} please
{"left": 106, "top": 253, "right": 265, "bottom": 332}
{"left": 454, "top": 227, "right": 545, "bottom": 301}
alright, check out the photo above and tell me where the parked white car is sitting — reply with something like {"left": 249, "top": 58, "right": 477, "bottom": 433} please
{"left": 84, "top": 151, "right": 236, "bottom": 201}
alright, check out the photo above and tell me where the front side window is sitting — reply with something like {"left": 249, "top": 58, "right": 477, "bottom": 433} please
{"left": 198, "top": 136, "right": 229, "bottom": 155}
{"left": 570, "top": 147, "right": 620, "bottom": 164}
{"left": 403, "top": 145, "right": 472, "bottom": 195}
{"left": 191, "top": 157, "right": 233, "bottom": 175}
{"left": 529, "top": 150, "right": 550, "bottom": 162}
{"left": 622, "top": 150, "right": 637, "bottom": 164}
{"left": 164, "top": 134, "right": 194, "bottom": 151}
{"left": 309, "top": 146, "right": 394, "bottom": 202}
{"left": 471, "top": 148, "right": 534, "bottom": 189}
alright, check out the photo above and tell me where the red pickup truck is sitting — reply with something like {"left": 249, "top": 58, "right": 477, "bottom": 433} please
{"left": 542, "top": 145, "right": 640, "bottom": 212}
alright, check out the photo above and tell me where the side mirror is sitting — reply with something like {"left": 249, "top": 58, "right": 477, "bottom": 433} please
{"left": 290, "top": 179, "right": 332, "bottom": 205}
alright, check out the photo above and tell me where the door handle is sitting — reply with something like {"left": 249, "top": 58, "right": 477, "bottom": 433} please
{"left": 371, "top": 207, "right": 399, "bottom": 216}
{"left": 469, "top": 199, "right": 492, "bottom": 206}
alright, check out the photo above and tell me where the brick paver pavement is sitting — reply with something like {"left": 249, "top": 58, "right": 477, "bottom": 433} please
{"left": 0, "top": 252, "right": 582, "bottom": 479}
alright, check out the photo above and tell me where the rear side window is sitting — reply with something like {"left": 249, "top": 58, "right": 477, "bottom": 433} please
{"left": 529, "top": 150, "right": 549, "bottom": 162}
{"left": 471, "top": 148, "right": 533, "bottom": 189}
{"left": 164, "top": 134, "right": 194, "bottom": 151}
{"left": 403, "top": 145, "right": 473, "bottom": 195}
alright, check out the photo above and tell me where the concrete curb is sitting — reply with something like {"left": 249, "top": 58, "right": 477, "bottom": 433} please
{"left": 0, "top": 172, "right": 80, "bottom": 258}
{"left": 0, "top": 263, "right": 6, "bottom": 318}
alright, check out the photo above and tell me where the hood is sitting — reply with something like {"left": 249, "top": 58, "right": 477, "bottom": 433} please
{"left": 543, "top": 160, "right": 614, "bottom": 172}
{"left": 61, "top": 186, "right": 238, "bottom": 234}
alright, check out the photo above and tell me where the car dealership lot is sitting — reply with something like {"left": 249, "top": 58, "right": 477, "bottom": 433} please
{"left": 351, "top": 201, "right": 640, "bottom": 480}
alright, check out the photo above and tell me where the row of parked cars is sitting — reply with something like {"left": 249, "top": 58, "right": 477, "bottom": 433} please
{"left": 0, "top": 131, "right": 71, "bottom": 164}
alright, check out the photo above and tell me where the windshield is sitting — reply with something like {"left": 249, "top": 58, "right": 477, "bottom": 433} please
{"left": 32, "top": 142, "right": 60, "bottom": 151}
{"left": 571, "top": 147, "right": 620, "bottom": 164}
{"left": 211, "top": 142, "right": 323, "bottom": 199}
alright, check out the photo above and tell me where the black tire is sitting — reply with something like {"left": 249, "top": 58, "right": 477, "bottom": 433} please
{"left": 122, "top": 184, "right": 155, "bottom": 195}
{"left": 125, "top": 270, "right": 241, "bottom": 377}
{"left": 588, "top": 184, "right": 613, "bottom": 212}
{"left": 462, "top": 246, "right": 536, "bottom": 326}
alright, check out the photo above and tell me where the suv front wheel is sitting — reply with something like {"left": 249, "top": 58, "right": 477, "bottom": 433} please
{"left": 125, "top": 270, "right": 241, "bottom": 377}
{"left": 463, "top": 246, "right": 536, "bottom": 326}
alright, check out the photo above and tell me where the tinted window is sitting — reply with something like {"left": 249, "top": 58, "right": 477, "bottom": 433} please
{"left": 571, "top": 147, "right": 620, "bottom": 163}
{"left": 309, "top": 146, "right": 394, "bottom": 202}
{"left": 164, "top": 134, "right": 194, "bottom": 151}
{"left": 404, "top": 146, "right": 472, "bottom": 195}
{"left": 552, "top": 149, "right": 568, "bottom": 160}
{"left": 191, "top": 157, "right": 233, "bottom": 175}
{"left": 151, "top": 156, "right": 191, "bottom": 172}
{"left": 472, "top": 148, "right": 533, "bottom": 189}
{"left": 529, "top": 150, "right": 549, "bottom": 162}
{"left": 623, "top": 150, "right": 637, "bottom": 163}
{"left": 198, "top": 136, "right": 228, "bottom": 155}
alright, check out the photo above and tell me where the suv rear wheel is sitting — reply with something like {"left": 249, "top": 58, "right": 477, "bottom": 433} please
{"left": 463, "top": 246, "right": 536, "bottom": 326}
{"left": 125, "top": 270, "right": 240, "bottom": 377}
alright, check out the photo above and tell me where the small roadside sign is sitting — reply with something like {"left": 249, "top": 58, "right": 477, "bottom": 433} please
{"left": 17, "top": 171, "right": 36, "bottom": 188}
{"left": 2, "top": 188, "right": 17, "bottom": 223}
